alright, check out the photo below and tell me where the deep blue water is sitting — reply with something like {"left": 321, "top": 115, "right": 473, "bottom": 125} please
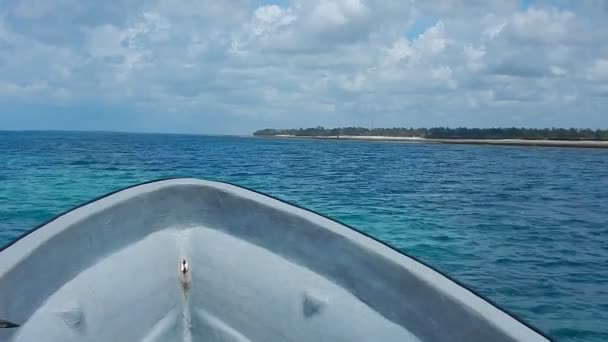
{"left": 1, "top": 131, "right": 607, "bottom": 341}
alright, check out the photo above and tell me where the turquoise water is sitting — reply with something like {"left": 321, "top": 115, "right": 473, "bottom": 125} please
{"left": 1, "top": 131, "right": 607, "bottom": 341}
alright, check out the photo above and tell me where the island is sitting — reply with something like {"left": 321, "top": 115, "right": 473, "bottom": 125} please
{"left": 253, "top": 127, "right": 608, "bottom": 149}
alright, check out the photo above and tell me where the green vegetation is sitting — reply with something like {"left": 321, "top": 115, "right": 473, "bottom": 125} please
{"left": 254, "top": 127, "right": 608, "bottom": 140}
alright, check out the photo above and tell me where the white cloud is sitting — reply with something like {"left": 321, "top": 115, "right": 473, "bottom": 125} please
{"left": 550, "top": 65, "right": 568, "bottom": 76}
{"left": 310, "top": 0, "right": 367, "bottom": 27}
{"left": 414, "top": 21, "right": 447, "bottom": 56}
{"left": 0, "top": 0, "right": 607, "bottom": 132}
{"left": 385, "top": 38, "right": 415, "bottom": 65}
{"left": 253, "top": 5, "right": 296, "bottom": 35}
{"left": 483, "top": 22, "right": 506, "bottom": 40}
{"left": 431, "top": 65, "right": 458, "bottom": 89}
{"left": 463, "top": 45, "right": 486, "bottom": 71}
{"left": 586, "top": 59, "right": 608, "bottom": 82}
{"left": 509, "top": 8, "right": 575, "bottom": 44}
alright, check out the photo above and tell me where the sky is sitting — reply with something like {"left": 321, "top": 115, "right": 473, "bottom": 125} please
{"left": 0, "top": 0, "right": 607, "bottom": 134}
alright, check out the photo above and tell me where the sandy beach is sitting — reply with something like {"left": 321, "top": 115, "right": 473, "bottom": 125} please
{"left": 260, "top": 135, "right": 608, "bottom": 149}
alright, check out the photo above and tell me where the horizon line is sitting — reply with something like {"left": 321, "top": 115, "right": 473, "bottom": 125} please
{"left": 0, "top": 129, "right": 253, "bottom": 137}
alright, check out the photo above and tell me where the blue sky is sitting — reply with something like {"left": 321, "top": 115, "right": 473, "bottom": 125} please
{"left": 1, "top": 0, "right": 607, "bottom": 134}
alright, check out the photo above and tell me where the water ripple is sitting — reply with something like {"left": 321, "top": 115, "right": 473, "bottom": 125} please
{"left": 1, "top": 131, "right": 607, "bottom": 341}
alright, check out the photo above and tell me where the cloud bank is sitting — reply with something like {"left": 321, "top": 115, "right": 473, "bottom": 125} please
{"left": 1, "top": 0, "right": 607, "bottom": 133}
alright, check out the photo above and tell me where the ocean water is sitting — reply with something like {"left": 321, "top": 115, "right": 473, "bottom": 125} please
{"left": 1, "top": 131, "right": 607, "bottom": 341}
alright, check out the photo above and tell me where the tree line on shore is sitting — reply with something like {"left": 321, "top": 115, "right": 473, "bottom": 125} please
{"left": 254, "top": 127, "right": 608, "bottom": 140}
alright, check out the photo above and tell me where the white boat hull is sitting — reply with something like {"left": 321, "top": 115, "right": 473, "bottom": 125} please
{"left": 0, "top": 179, "right": 549, "bottom": 341}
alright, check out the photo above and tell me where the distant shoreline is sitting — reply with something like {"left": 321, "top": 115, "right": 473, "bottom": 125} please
{"left": 257, "top": 135, "right": 608, "bottom": 149}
